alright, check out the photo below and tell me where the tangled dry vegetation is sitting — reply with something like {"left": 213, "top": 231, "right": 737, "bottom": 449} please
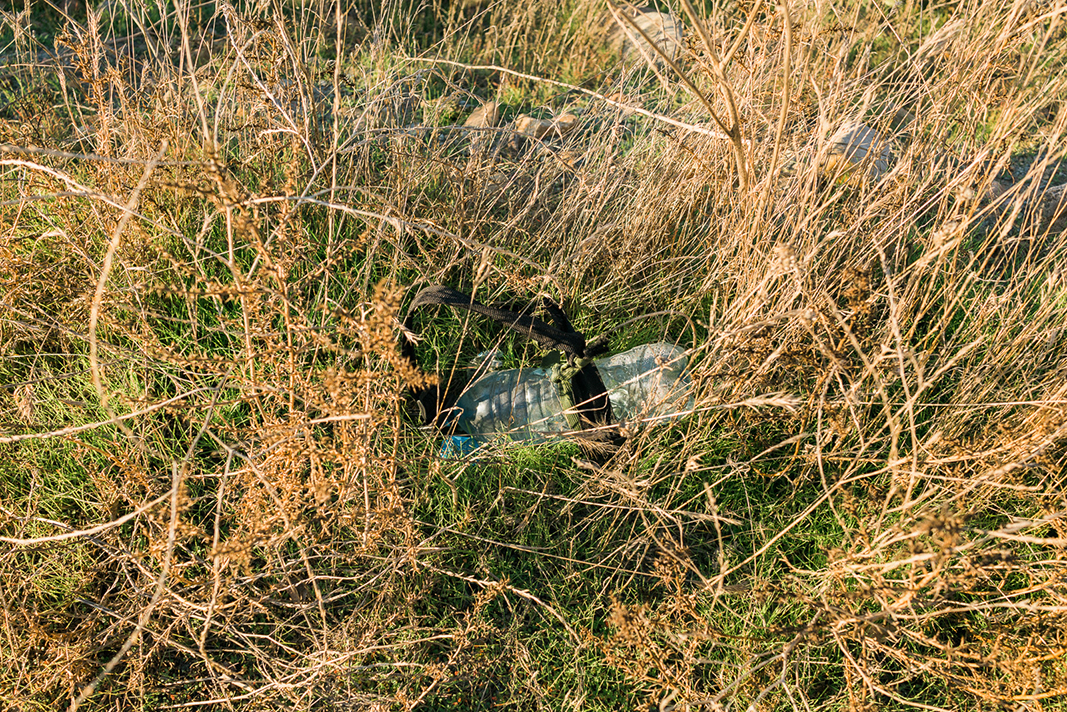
{"left": 2, "top": 0, "right": 1067, "bottom": 709}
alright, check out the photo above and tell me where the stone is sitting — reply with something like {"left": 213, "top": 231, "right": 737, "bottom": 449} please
{"left": 1038, "top": 182, "right": 1067, "bottom": 231}
{"left": 822, "top": 121, "right": 894, "bottom": 182}
{"left": 513, "top": 115, "right": 554, "bottom": 140}
{"left": 505, "top": 112, "right": 584, "bottom": 153}
{"left": 513, "top": 113, "right": 580, "bottom": 140}
{"left": 608, "top": 6, "right": 684, "bottom": 64}
{"left": 553, "top": 112, "right": 580, "bottom": 136}
{"left": 464, "top": 100, "right": 501, "bottom": 128}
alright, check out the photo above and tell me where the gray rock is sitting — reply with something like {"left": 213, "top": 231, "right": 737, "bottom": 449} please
{"left": 822, "top": 121, "right": 894, "bottom": 181}
{"left": 608, "top": 7, "right": 684, "bottom": 64}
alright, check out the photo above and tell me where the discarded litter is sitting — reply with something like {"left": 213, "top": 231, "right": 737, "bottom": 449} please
{"left": 446, "top": 342, "right": 692, "bottom": 449}
{"left": 400, "top": 285, "right": 692, "bottom": 456}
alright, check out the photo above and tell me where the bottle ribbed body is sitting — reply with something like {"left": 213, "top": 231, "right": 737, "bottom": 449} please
{"left": 449, "top": 343, "right": 692, "bottom": 446}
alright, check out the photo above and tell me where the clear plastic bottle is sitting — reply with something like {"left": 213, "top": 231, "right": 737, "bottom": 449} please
{"left": 597, "top": 342, "right": 693, "bottom": 422}
{"left": 444, "top": 342, "right": 692, "bottom": 450}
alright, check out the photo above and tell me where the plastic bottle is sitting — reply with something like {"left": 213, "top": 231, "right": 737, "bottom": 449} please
{"left": 596, "top": 342, "right": 693, "bottom": 422}
{"left": 442, "top": 342, "right": 692, "bottom": 451}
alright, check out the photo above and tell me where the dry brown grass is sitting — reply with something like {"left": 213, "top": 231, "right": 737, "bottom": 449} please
{"left": 2, "top": 0, "right": 1067, "bottom": 710}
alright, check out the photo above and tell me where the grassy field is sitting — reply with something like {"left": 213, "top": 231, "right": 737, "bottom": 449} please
{"left": 3, "top": 0, "right": 1067, "bottom": 709}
